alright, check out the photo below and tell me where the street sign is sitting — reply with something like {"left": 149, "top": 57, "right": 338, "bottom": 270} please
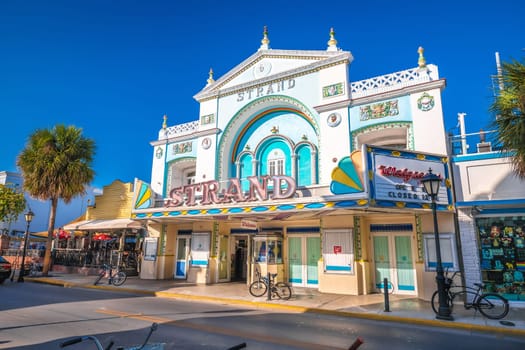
{"left": 241, "top": 219, "right": 258, "bottom": 230}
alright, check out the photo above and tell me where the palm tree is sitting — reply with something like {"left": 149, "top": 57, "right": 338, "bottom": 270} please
{"left": 490, "top": 58, "right": 525, "bottom": 178}
{"left": 17, "top": 125, "right": 95, "bottom": 275}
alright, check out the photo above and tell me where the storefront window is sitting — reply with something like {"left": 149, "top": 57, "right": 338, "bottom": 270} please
{"left": 323, "top": 229, "right": 354, "bottom": 274}
{"left": 477, "top": 216, "right": 525, "bottom": 301}
{"left": 253, "top": 234, "right": 282, "bottom": 264}
{"left": 191, "top": 232, "right": 210, "bottom": 266}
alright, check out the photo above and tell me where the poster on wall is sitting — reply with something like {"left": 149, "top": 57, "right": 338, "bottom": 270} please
{"left": 323, "top": 229, "right": 354, "bottom": 274}
{"left": 191, "top": 232, "right": 210, "bottom": 266}
{"left": 144, "top": 237, "right": 158, "bottom": 261}
{"left": 365, "top": 145, "right": 451, "bottom": 209}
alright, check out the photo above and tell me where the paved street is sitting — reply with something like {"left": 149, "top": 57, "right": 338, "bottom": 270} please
{"left": 2, "top": 281, "right": 525, "bottom": 349}
{"left": 23, "top": 273, "right": 525, "bottom": 337}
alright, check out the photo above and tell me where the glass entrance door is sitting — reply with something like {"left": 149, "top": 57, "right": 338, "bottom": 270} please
{"left": 218, "top": 235, "right": 229, "bottom": 281}
{"left": 372, "top": 234, "right": 415, "bottom": 294}
{"left": 174, "top": 237, "right": 190, "bottom": 279}
{"left": 231, "top": 237, "right": 248, "bottom": 281}
{"left": 288, "top": 235, "right": 320, "bottom": 287}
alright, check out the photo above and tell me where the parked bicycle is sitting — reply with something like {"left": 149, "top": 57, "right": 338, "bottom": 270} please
{"left": 249, "top": 267, "right": 292, "bottom": 300}
{"left": 28, "top": 259, "right": 42, "bottom": 277}
{"left": 431, "top": 270, "right": 509, "bottom": 320}
{"left": 93, "top": 264, "right": 127, "bottom": 286}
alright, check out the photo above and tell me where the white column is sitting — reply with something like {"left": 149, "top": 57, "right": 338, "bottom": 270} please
{"left": 311, "top": 150, "right": 318, "bottom": 184}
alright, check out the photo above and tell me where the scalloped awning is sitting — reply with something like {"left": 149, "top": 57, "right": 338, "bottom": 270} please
{"left": 63, "top": 219, "right": 142, "bottom": 231}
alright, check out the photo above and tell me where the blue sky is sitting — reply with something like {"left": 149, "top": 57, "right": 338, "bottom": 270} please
{"left": 1, "top": 1, "right": 523, "bottom": 189}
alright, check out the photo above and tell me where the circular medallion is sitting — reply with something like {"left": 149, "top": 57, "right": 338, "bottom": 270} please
{"left": 202, "top": 137, "right": 211, "bottom": 150}
{"left": 253, "top": 61, "right": 272, "bottom": 78}
{"left": 417, "top": 92, "right": 435, "bottom": 111}
{"left": 327, "top": 113, "right": 341, "bottom": 127}
{"left": 155, "top": 147, "right": 163, "bottom": 159}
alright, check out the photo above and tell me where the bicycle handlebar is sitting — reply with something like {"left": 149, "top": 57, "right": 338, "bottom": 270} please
{"left": 59, "top": 337, "right": 82, "bottom": 347}
{"left": 104, "top": 340, "right": 114, "bottom": 350}
{"left": 60, "top": 335, "right": 105, "bottom": 350}
{"left": 135, "top": 322, "right": 158, "bottom": 350}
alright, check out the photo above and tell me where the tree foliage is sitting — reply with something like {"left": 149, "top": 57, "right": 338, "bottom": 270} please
{"left": 490, "top": 58, "right": 525, "bottom": 178}
{"left": 17, "top": 124, "right": 96, "bottom": 275}
{"left": 0, "top": 184, "right": 26, "bottom": 230}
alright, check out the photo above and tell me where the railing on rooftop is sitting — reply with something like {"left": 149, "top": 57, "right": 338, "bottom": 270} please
{"left": 350, "top": 65, "right": 438, "bottom": 99}
{"left": 448, "top": 129, "right": 503, "bottom": 156}
{"left": 163, "top": 120, "right": 200, "bottom": 138}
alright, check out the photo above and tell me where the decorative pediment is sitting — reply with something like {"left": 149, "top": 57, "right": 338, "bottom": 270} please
{"left": 194, "top": 49, "right": 352, "bottom": 101}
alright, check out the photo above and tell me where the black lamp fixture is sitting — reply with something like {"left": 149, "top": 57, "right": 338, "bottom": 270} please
{"left": 421, "top": 168, "right": 453, "bottom": 320}
{"left": 17, "top": 209, "right": 35, "bottom": 282}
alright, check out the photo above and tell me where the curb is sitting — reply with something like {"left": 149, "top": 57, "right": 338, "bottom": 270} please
{"left": 27, "top": 277, "right": 525, "bottom": 337}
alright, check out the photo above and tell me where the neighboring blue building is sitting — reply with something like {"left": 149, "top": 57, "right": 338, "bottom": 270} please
{"left": 450, "top": 115, "right": 525, "bottom": 303}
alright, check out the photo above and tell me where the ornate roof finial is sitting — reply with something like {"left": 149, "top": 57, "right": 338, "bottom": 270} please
{"left": 162, "top": 114, "right": 168, "bottom": 129}
{"left": 327, "top": 27, "right": 338, "bottom": 51}
{"left": 259, "top": 26, "right": 270, "bottom": 51}
{"left": 207, "top": 68, "right": 215, "bottom": 85}
{"left": 418, "top": 46, "right": 427, "bottom": 68}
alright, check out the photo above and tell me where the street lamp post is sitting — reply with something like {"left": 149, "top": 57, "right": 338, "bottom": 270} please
{"left": 17, "top": 209, "right": 35, "bottom": 283}
{"left": 421, "top": 168, "right": 453, "bottom": 321}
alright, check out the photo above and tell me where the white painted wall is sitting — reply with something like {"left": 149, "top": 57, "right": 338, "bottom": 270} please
{"left": 410, "top": 87, "right": 447, "bottom": 155}
{"left": 150, "top": 142, "right": 167, "bottom": 195}
{"left": 452, "top": 154, "right": 525, "bottom": 202}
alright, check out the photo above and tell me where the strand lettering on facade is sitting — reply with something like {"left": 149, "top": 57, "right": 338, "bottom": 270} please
{"left": 237, "top": 79, "right": 296, "bottom": 102}
{"left": 164, "top": 175, "right": 297, "bottom": 207}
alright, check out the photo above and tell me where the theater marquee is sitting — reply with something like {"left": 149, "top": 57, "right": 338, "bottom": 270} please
{"left": 365, "top": 146, "right": 452, "bottom": 209}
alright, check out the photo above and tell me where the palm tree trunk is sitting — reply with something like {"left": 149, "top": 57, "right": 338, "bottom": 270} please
{"left": 42, "top": 197, "right": 58, "bottom": 276}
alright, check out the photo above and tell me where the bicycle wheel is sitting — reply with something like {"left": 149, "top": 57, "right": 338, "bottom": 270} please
{"left": 111, "top": 271, "right": 127, "bottom": 286}
{"left": 477, "top": 293, "right": 509, "bottom": 319}
{"left": 93, "top": 270, "right": 105, "bottom": 286}
{"left": 431, "top": 290, "right": 454, "bottom": 314}
{"left": 249, "top": 280, "right": 267, "bottom": 297}
{"left": 274, "top": 282, "right": 292, "bottom": 300}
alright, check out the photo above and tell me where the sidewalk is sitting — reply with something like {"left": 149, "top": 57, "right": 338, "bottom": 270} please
{"left": 27, "top": 273, "right": 525, "bottom": 337}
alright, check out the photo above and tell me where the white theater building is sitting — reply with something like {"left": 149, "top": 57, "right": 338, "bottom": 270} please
{"left": 131, "top": 28, "right": 458, "bottom": 300}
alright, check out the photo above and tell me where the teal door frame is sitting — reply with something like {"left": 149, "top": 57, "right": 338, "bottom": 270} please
{"left": 288, "top": 235, "right": 320, "bottom": 287}
{"left": 372, "top": 232, "right": 416, "bottom": 295}
{"left": 174, "top": 236, "right": 190, "bottom": 279}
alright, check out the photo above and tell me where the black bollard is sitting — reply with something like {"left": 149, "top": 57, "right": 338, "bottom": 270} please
{"left": 267, "top": 272, "right": 272, "bottom": 301}
{"left": 384, "top": 278, "right": 390, "bottom": 312}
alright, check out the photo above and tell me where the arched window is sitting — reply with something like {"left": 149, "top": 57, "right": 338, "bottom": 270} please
{"left": 296, "top": 144, "right": 312, "bottom": 186}
{"left": 167, "top": 158, "right": 196, "bottom": 195}
{"left": 184, "top": 170, "right": 196, "bottom": 185}
{"left": 353, "top": 123, "right": 412, "bottom": 151}
{"left": 267, "top": 149, "right": 285, "bottom": 176}
{"left": 239, "top": 153, "right": 254, "bottom": 191}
